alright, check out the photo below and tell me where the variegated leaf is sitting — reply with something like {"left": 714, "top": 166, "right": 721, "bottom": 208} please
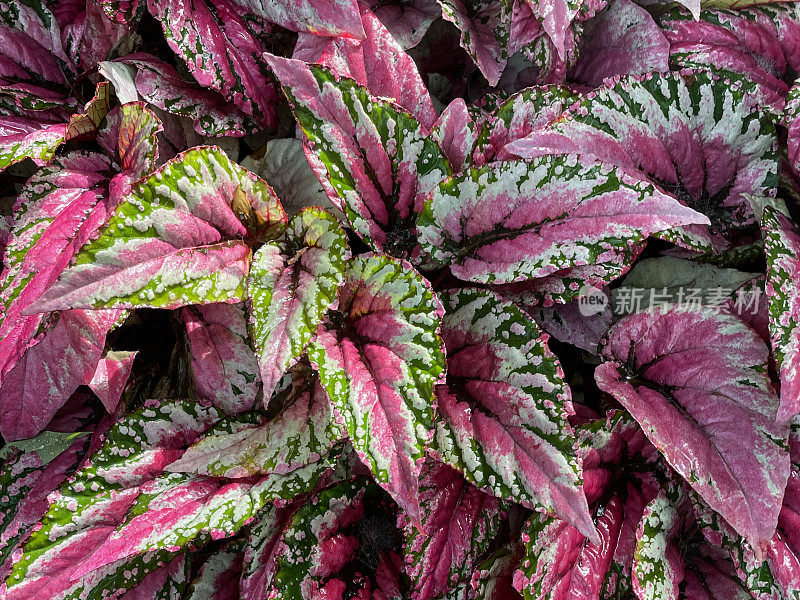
{"left": 307, "top": 253, "right": 446, "bottom": 525}
{"left": 404, "top": 459, "right": 503, "bottom": 600}
{"left": 0, "top": 432, "right": 90, "bottom": 576}
{"left": 293, "top": 4, "right": 437, "bottom": 129}
{"left": 658, "top": 8, "right": 792, "bottom": 109}
{"left": 248, "top": 208, "right": 348, "bottom": 397}
{"left": 595, "top": 305, "right": 790, "bottom": 557}
{"left": 693, "top": 495, "right": 797, "bottom": 600}
{"left": 569, "top": 0, "right": 670, "bottom": 87}
{"left": 437, "top": 0, "right": 513, "bottom": 87}
{"left": 27, "top": 146, "right": 286, "bottom": 312}
{"left": 433, "top": 288, "right": 596, "bottom": 541}
{"left": 268, "top": 477, "right": 403, "bottom": 599}
{"left": 1, "top": 399, "right": 336, "bottom": 600}
{"left": 417, "top": 154, "right": 710, "bottom": 286}
{"left": 362, "top": 0, "right": 440, "bottom": 48}
{"left": 182, "top": 303, "right": 261, "bottom": 416}
{"left": 431, "top": 98, "right": 484, "bottom": 173}
{"left": 237, "top": 0, "right": 364, "bottom": 39}
{"left": 103, "top": 54, "right": 257, "bottom": 137}
{"left": 632, "top": 481, "right": 689, "bottom": 600}
{"left": 147, "top": 0, "right": 278, "bottom": 128}
{"left": 167, "top": 374, "right": 342, "bottom": 479}
{"left": 512, "top": 496, "right": 625, "bottom": 600}
{"left": 120, "top": 555, "right": 188, "bottom": 600}
{"left": 739, "top": 207, "right": 797, "bottom": 423}
{"left": 506, "top": 71, "right": 779, "bottom": 248}
{"left": 789, "top": 76, "right": 800, "bottom": 179}
{"left": 265, "top": 56, "right": 451, "bottom": 258}
{"left": 472, "top": 85, "right": 579, "bottom": 166}
{"left": 0, "top": 120, "right": 66, "bottom": 171}
{"left": 184, "top": 541, "right": 242, "bottom": 600}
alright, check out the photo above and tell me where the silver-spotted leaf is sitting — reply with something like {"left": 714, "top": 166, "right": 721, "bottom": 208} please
{"left": 1, "top": 399, "right": 336, "bottom": 600}
{"left": 506, "top": 71, "right": 779, "bottom": 249}
{"left": 264, "top": 56, "right": 451, "bottom": 258}
{"left": 417, "top": 154, "right": 710, "bottom": 286}
{"left": 248, "top": 207, "right": 348, "bottom": 397}
{"left": 27, "top": 146, "right": 286, "bottom": 312}
{"left": 433, "top": 288, "right": 596, "bottom": 541}
{"left": 307, "top": 253, "right": 446, "bottom": 525}
{"left": 761, "top": 205, "right": 800, "bottom": 423}
{"left": 167, "top": 375, "right": 343, "bottom": 479}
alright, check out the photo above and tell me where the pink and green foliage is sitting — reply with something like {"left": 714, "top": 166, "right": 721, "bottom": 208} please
{"left": 2, "top": 1, "right": 800, "bottom": 598}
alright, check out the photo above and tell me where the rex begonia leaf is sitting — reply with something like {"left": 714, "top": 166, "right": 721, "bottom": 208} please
{"left": 658, "top": 8, "right": 791, "bottom": 109}
{"left": 632, "top": 480, "right": 690, "bottom": 600}
{"left": 416, "top": 154, "right": 710, "bottom": 285}
{"left": 789, "top": 77, "right": 800, "bottom": 178}
{"left": 404, "top": 459, "right": 504, "bottom": 600}
{"left": 433, "top": 288, "right": 596, "bottom": 541}
{"left": 437, "top": 0, "right": 513, "bottom": 87}
{"left": 147, "top": 0, "right": 278, "bottom": 129}
{"left": 26, "top": 146, "right": 286, "bottom": 312}
{"left": 512, "top": 495, "right": 625, "bottom": 600}
{"left": 293, "top": 4, "right": 437, "bottom": 130}
{"left": 307, "top": 253, "right": 446, "bottom": 526}
{"left": 167, "top": 374, "right": 343, "bottom": 479}
{"left": 267, "top": 477, "right": 403, "bottom": 599}
{"left": 506, "top": 71, "right": 779, "bottom": 248}
{"left": 746, "top": 206, "right": 799, "bottom": 422}
{"left": 184, "top": 541, "right": 242, "bottom": 600}
{"left": 0, "top": 0, "right": 73, "bottom": 71}
{"left": 181, "top": 303, "right": 261, "bottom": 416}
{"left": 0, "top": 108, "right": 160, "bottom": 433}
{"left": 1, "top": 399, "right": 337, "bottom": 600}
{"left": 693, "top": 495, "right": 796, "bottom": 600}
{"left": 102, "top": 54, "right": 257, "bottom": 138}
{"left": 248, "top": 207, "right": 348, "bottom": 397}
{"left": 362, "top": 0, "right": 440, "bottom": 48}
{"left": 0, "top": 81, "right": 110, "bottom": 172}
{"left": 568, "top": 0, "right": 670, "bottom": 87}
{"left": 86, "top": 350, "right": 137, "bottom": 413}
{"left": 95, "top": 0, "right": 142, "bottom": 23}
{"left": 595, "top": 305, "right": 790, "bottom": 557}
{"left": 0, "top": 120, "right": 67, "bottom": 171}
{"left": 430, "top": 98, "right": 484, "bottom": 173}
{"left": 239, "top": 504, "right": 296, "bottom": 600}
{"left": 120, "top": 555, "right": 188, "bottom": 600}
{"left": 236, "top": 0, "right": 364, "bottom": 39}
{"left": 265, "top": 56, "right": 451, "bottom": 258}
{"left": 471, "top": 85, "right": 579, "bottom": 166}
{"left": 0, "top": 433, "right": 91, "bottom": 576}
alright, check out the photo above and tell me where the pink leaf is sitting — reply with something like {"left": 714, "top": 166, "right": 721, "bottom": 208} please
{"left": 569, "top": 0, "right": 670, "bottom": 87}
{"left": 87, "top": 350, "right": 137, "bottom": 414}
{"left": 307, "top": 254, "right": 446, "bottom": 526}
{"left": 182, "top": 303, "right": 261, "bottom": 416}
{"left": 417, "top": 154, "right": 710, "bottom": 285}
{"left": 431, "top": 98, "right": 483, "bottom": 173}
{"left": 0, "top": 309, "right": 122, "bottom": 441}
{"left": 26, "top": 147, "right": 286, "bottom": 312}
{"left": 239, "top": 0, "right": 364, "bottom": 39}
{"left": 107, "top": 53, "right": 256, "bottom": 137}
{"left": 596, "top": 306, "right": 790, "bottom": 557}
{"left": 265, "top": 56, "right": 450, "bottom": 256}
{"left": 293, "top": 4, "right": 436, "bottom": 130}
{"left": 404, "top": 459, "right": 503, "bottom": 600}
{"left": 362, "top": 0, "right": 440, "bottom": 48}
{"left": 147, "top": 0, "right": 279, "bottom": 128}
{"left": 434, "top": 288, "right": 597, "bottom": 542}
{"left": 761, "top": 205, "right": 800, "bottom": 422}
